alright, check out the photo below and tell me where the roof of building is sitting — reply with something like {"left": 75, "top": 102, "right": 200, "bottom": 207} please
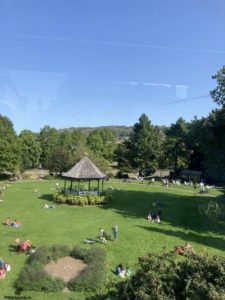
{"left": 62, "top": 156, "right": 106, "bottom": 179}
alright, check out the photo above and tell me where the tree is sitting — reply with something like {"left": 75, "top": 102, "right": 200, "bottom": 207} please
{"left": 113, "top": 251, "right": 225, "bottom": 300}
{"left": 87, "top": 128, "right": 116, "bottom": 161}
{"left": 19, "top": 130, "right": 41, "bottom": 169}
{"left": 166, "top": 118, "right": 189, "bottom": 175}
{"left": 126, "top": 114, "right": 161, "bottom": 174}
{"left": 0, "top": 115, "right": 20, "bottom": 173}
{"left": 210, "top": 66, "right": 225, "bottom": 106}
{"left": 38, "top": 126, "right": 59, "bottom": 169}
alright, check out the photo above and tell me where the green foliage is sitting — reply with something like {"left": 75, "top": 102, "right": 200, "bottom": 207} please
{"left": 15, "top": 244, "right": 70, "bottom": 293}
{"left": 54, "top": 192, "right": 109, "bottom": 206}
{"left": 15, "top": 263, "right": 64, "bottom": 292}
{"left": 0, "top": 115, "right": 21, "bottom": 173}
{"left": 19, "top": 130, "right": 41, "bottom": 169}
{"left": 113, "top": 251, "right": 225, "bottom": 300}
{"left": 38, "top": 125, "right": 59, "bottom": 169}
{"left": 87, "top": 128, "right": 116, "bottom": 161}
{"left": 118, "top": 114, "right": 162, "bottom": 174}
{"left": 68, "top": 246, "right": 107, "bottom": 292}
{"left": 210, "top": 65, "right": 225, "bottom": 107}
{"left": 177, "top": 254, "right": 225, "bottom": 299}
{"left": 165, "top": 117, "right": 190, "bottom": 172}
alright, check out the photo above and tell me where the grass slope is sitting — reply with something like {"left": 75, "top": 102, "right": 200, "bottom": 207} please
{"left": 0, "top": 179, "right": 224, "bottom": 300}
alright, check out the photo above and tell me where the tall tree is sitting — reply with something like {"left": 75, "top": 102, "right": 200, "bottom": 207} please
{"left": 210, "top": 66, "right": 225, "bottom": 106}
{"left": 87, "top": 128, "right": 116, "bottom": 161}
{"left": 166, "top": 117, "right": 189, "bottom": 174}
{"left": 0, "top": 115, "right": 20, "bottom": 173}
{"left": 19, "top": 130, "right": 41, "bottom": 169}
{"left": 126, "top": 114, "right": 161, "bottom": 174}
{"left": 38, "top": 126, "right": 59, "bottom": 169}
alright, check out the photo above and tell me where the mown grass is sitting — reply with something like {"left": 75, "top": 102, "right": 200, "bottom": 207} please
{"left": 0, "top": 179, "right": 224, "bottom": 300}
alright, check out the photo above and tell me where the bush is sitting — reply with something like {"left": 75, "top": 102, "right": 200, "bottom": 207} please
{"left": 16, "top": 244, "right": 107, "bottom": 294}
{"left": 29, "top": 245, "right": 52, "bottom": 265}
{"left": 54, "top": 192, "right": 109, "bottom": 206}
{"left": 112, "top": 251, "right": 225, "bottom": 300}
{"left": 71, "top": 245, "right": 88, "bottom": 260}
{"left": 16, "top": 244, "right": 69, "bottom": 293}
{"left": 15, "top": 263, "right": 64, "bottom": 292}
{"left": 51, "top": 244, "right": 70, "bottom": 261}
{"left": 68, "top": 246, "right": 107, "bottom": 292}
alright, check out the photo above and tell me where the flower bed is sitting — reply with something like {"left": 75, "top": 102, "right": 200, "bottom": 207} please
{"left": 54, "top": 191, "right": 112, "bottom": 206}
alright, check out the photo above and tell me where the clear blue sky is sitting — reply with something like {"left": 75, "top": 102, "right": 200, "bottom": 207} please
{"left": 0, "top": 0, "right": 225, "bottom": 133}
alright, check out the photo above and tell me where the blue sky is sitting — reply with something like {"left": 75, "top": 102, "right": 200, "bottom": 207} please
{"left": 0, "top": 0, "right": 225, "bottom": 133}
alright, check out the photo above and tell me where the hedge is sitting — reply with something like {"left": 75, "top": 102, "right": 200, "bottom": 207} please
{"left": 54, "top": 191, "right": 112, "bottom": 206}
{"left": 15, "top": 244, "right": 107, "bottom": 294}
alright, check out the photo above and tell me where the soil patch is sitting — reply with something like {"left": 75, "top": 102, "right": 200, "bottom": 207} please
{"left": 44, "top": 256, "right": 87, "bottom": 283}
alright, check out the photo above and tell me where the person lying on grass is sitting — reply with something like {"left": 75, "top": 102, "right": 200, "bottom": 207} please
{"left": 16, "top": 238, "right": 31, "bottom": 253}
{"left": 43, "top": 204, "right": 55, "bottom": 209}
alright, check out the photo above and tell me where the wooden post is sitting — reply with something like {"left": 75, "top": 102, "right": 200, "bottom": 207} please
{"left": 64, "top": 179, "right": 66, "bottom": 191}
{"left": 70, "top": 180, "right": 72, "bottom": 190}
{"left": 102, "top": 179, "right": 104, "bottom": 193}
{"left": 88, "top": 180, "right": 90, "bottom": 191}
{"left": 97, "top": 179, "right": 100, "bottom": 195}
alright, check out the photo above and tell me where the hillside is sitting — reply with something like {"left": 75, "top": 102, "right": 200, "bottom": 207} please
{"left": 60, "top": 125, "right": 133, "bottom": 138}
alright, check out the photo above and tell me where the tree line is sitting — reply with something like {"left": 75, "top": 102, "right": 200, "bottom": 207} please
{"left": 0, "top": 66, "right": 224, "bottom": 183}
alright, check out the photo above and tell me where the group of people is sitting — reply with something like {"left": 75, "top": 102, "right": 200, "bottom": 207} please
{"left": 175, "top": 242, "right": 195, "bottom": 255}
{"left": 115, "top": 264, "right": 132, "bottom": 278}
{"left": 0, "top": 258, "right": 10, "bottom": 280}
{"left": 99, "top": 224, "right": 118, "bottom": 243}
{"left": 5, "top": 217, "right": 21, "bottom": 227}
{"left": 147, "top": 210, "right": 161, "bottom": 224}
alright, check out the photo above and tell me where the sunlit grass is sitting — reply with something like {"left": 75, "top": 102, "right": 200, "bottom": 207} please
{"left": 0, "top": 179, "right": 224, "bottom": 299}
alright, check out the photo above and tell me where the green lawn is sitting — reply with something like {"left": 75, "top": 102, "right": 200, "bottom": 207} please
{"left": 0, "top": 179, "right": 225, "bottom": 300}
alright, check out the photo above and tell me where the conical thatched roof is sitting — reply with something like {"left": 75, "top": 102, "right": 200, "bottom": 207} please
{"left": 62, "top": 157, "right": 106, "bottom": 179}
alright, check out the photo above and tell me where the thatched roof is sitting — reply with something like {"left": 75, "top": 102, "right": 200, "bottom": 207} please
{"left": 62, "top": 157, "right": 106, "bottom": 180}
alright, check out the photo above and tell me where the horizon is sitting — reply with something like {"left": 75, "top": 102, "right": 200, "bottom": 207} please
{"left": 1, "top": 0, "right": 224, "bottom": 133}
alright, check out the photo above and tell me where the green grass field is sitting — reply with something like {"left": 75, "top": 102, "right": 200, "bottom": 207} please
{"left": 0, "top": 179, "right": 225, "bottom": 300}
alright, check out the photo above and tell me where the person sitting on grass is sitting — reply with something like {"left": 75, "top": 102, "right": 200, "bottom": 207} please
{"left": 115, "top": 264, "right": 126, "bottom": 278}
{"left": 156, "top": 215, "right": 161, "bottom": 224}
{"left": 184, "top": 242, "right": 195, "bottom": 254}
{"left": 12, "top": 219, "right": 21, "bottom": 227}
{"left": 147, "top": 212, "right": 152, "bottom": 221}
{"left": 99, "top": 228, "right": 109, "bottom": 244}
{"left": 175, "top": 242, "right": 194, "bottom": 255}
{"left": 43, "top": 204, "right": 55, "bottom": 209}
{"left": 5, "top": 217, "right": 11, "bottom": 225}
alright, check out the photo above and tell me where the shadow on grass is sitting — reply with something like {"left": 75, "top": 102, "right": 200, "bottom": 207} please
{"left": 38, "top": 193, "right": 54, "bottom": 202}
{"left": 99, "top": 189, "right": 225, "bottom": 251}
{"left": 136, "top": 225, "right": 225, "bottom": 252}
{"left": 8, "top": 244, "right": 18, "bottom": 253}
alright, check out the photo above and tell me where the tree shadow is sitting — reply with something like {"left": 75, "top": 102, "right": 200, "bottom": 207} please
{"left": 100, "top": 189, "right": 225, "bottom": 248}
{"left": 136, "top": 225, "right": 225, "bottom": 252}
{"left": 38, "top": 193, "right": 54, "bottom": 202}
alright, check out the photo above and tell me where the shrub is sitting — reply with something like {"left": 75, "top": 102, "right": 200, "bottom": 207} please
{"left": 29, "top": 245, "right": 52, "bottom": 265}
{"left": 54, "top": 192, "right": 109, "bottom": 206}
{"left": 68, "top": 246, "right": 107, "bottom": 292}
{"left": 15, "top": 263, "right": 64, "bottom": 292}
{"left": 51, "top": 244, "right": 70, "bottom": 261}
{"left": 70, "top": 245, "right": 88, "bottom": 260}
{"left": 112, "top": 251, "right": 225, "bottom": 300}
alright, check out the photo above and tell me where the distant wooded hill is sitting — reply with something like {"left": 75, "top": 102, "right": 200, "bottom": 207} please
{"left": 60, "top": 126, "right": 133, "bottom": 139}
